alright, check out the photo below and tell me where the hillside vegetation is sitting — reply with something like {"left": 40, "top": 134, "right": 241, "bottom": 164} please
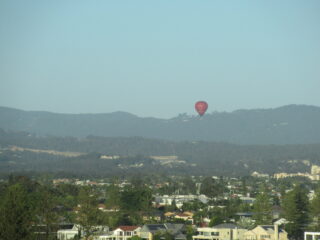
{"left": 1, "top": 129, "right": 320, "bottom": 177}
{"left": 1, "top": 105, "right": 320, "bottom": 144}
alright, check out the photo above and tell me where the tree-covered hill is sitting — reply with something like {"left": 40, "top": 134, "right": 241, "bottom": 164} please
{"left": 1, "top": 129, "right": 320, "bottom": 177}
{"left": 1, "top": 105, "right": 320, "bottom": 144}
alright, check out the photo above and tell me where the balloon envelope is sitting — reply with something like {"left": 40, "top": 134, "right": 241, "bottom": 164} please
{"left": 195, "top": 101, "right": 208, "bottom": 116}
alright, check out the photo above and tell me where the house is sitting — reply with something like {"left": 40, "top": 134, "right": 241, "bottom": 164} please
{"left": 174, "top": 213, "right": 193, "bottom": 224}
{"left": 304, "top": 232, "right": 320, "bottom": 240}
{"left": 58, "top": 225, "right": 109, "bottom": 240}
{"left": 153, "top": 195, "right": 209, "bottom": 209}
{"left": 142, "top": 211, "right": 164, "bottom": 222}
{"left": 140, "top": 223, "right": 186, "bottom": 240}
{"left": 97, "top": 226, "right": 140, "bottom": 240}
{"left": 183, "top": 211, "right": 194, "bottom": 217}
{"left": 164, "top": 212, "right": 175, "bottom": 218}
{"left": 235, "top": 212, "right": 254, "bottom": 220}
{"left": 243, "top": 225, "right": 287, "bottom": 240}
{"left": 57, "top": 224, "right": 81, "bottom": 240}
{"left": 33, "top": 223, "right": 74, "bottom": 240}
{"left": 140, "top": 224, "right": 166, "bottom": 240}
{"left": 164, "top": 211, "right": 194, "bottom": 224}
{"left": 114, "top": 226, "right": 141, "bottom": 240}
{"left": 98, "top": 204, "right": 107, "bottom": 212}
{"left": 239, "top": 197, "right": 255, "bottom": 205}
{"left": 193, "top": 223, "right": 247, "bottom": 240}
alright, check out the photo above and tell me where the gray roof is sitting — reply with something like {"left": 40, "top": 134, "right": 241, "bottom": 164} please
{"left": 141, "top": 224, "right": 166, "bottom": 233}
{"left": 141, "top": 223, "right": 186, "bottom": 239}
{"left": 164, "top": 223, "right": 185, "bottom": 233}
{"left": 260, "top": 225, "right": 285, "bottom": 233}
{"left": 235, "top": 212, "right": 254, "bottom": 217}
{"left": 174, "top": 233, "right": 187, "bottom": 240}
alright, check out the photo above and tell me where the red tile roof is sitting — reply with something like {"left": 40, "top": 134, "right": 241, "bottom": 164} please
{"left": 118, "top": 226, "right": 139, "bottom": 231}
{"left": 98, "top": 204, "right": 106, "bottom": 209}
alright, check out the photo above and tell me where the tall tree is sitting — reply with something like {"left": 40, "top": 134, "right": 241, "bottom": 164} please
{"left": 200, "top": 177, "right": 225, "bottom": 198}
{"left": 310, "top": 187, "right": 320, "bottom": 230}
{"left": 0, "top": 183, "right": 35, "bottom": 240}
{"left": 181, "top": 177, "right": 196, "bottom": 194}
{"left": 120, "top": 186, "right": 152, "bottom": 212}
{"left": 209, "top": 215, "right": 224, "bottom": 227}
{"left": 105, "top": 184, "right": 121, "bottom": 209}
{"left": 241, "top": 178, "right": 248, "bottom": 196}
{"left": 76, "top": 187, "right": 102, "bottom": 240}
{"left": 35, "top": 186, "right": 59, "bottom": 240}
{"left": 252, "top": 186, "right": 273, "bottom": 225}
{"left": 186, "top": 225, "right": 195, "bottom": 240}
{"left": 282, "top": 185, "right": 310, "bottom": 240}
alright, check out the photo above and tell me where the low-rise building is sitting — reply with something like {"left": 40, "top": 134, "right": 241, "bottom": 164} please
{"left": 244, "top": 225, "right": 287, "bottom": 240}
{"left": 193, "top": 224, "right": 247, "bottom": 240}
{"left": 174, "top": 212, "right": 194, "bottom": 224}
{"left": 164, "top": 211, "right": 194, "bottom": 223}
{"left": 304, "top": 232, "right": 320, "bottom": 240}
{"left": 153, "top": 195, "right": 209, "bottom": 209}
{"left": 97, "top": 226, "right": 140, "bottom": 240}
{"left": 57, "top": 225, "right": 80, "bottom": 240}
{"left": 140, "top": 223, "right": 186, "bottom": 240}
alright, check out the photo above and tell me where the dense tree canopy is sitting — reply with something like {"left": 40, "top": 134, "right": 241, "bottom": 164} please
{"left": 282, "top": 185, "right": 310, "bottom": 240}
{"left": 0, "top": 183, "right": 35, "bottom": 240}
{"left": 252, "top": 186, "right": 273, "bottom": 225}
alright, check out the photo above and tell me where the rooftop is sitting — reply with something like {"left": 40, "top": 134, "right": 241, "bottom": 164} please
{"left": 117, "top": 226, "right": 140, "bottom": 231}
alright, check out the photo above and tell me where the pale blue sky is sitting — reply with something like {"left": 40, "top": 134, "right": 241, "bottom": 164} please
{"left": 1, "top": 1, "right": 319, "bottom": 118}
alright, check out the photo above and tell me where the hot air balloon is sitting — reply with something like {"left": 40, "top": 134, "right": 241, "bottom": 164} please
{"left": 195, "top": 101, "right": 208, "bottom": 116}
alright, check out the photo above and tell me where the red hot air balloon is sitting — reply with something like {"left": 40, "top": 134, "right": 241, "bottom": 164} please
{"left": 195, "top": 101, "right": 208, "bottom": 116}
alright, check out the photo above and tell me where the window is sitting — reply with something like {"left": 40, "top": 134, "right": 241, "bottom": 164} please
{"left": 260, "top": 235, "right": 270, "bottom": 239}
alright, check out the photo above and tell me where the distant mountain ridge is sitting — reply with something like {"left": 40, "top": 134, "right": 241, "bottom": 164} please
{"left": 1, "top": 105, "right": 320, "bottom": 144}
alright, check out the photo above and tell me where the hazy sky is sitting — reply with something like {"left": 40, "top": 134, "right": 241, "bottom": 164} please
{"left": 1, "top": 1, "right": 319, "bottom": 118}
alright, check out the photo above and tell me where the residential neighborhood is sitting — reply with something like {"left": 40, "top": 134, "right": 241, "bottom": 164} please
{"left": 55, "top": 223, "right": 289, "bottom": 240}
{"left": 1, "top": 150, "right": 320, "bottom": 240}
{"left": 1, "top": 166, "right": 317, "bottom": 240}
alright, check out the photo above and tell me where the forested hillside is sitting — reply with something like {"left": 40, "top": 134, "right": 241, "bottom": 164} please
{"left": 1, "top": 129, "right": 320, "bottom": 177}
{"left": 1, "top": 105, "right": 320, "bottom": 144}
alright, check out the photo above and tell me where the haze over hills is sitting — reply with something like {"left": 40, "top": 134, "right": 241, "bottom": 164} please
{"left": 1, "top": 105, "right": 320, "bottom": 177}
{"left": 1, "top": 129, "right": 320, "bottom": 177}
{"left": 1, "top": 104, "right": 320, "bottom": 145}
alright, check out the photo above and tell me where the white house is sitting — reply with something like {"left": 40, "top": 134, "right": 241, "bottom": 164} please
{"left": 58, "top": 225, "right": 109, "bottom": 240}
{"left": 304, "top": 232, "right": 320, "bottom": 240}
{"left": 153, "top": 194, "right": 209, "bottom": 209}
{"left": 57, "top": 225, "right": 80, "bottom": 240}
{"left": 97, "top": 226, "right": 141, "bottom": 240}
